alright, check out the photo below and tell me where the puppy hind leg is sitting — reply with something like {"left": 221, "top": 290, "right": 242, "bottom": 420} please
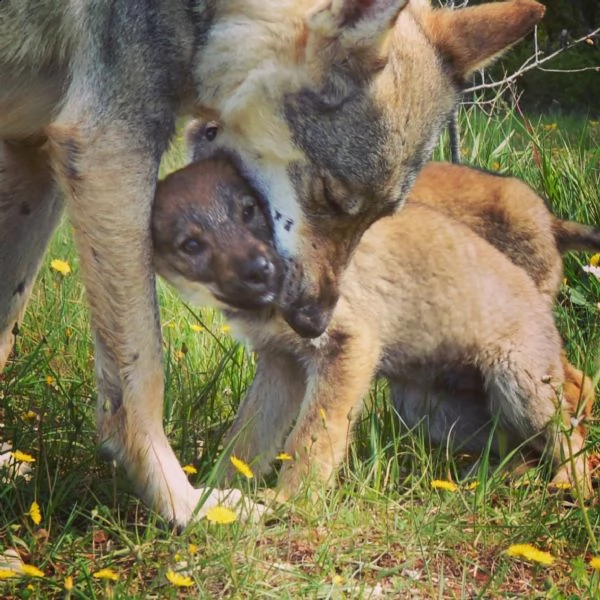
{"left": 482, "top": 336, "right": 591, "bottom": 497}
{"left": 0, "top": 139, "right": 63, "bottom": 370}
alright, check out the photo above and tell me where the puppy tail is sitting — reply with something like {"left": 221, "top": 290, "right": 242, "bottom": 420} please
{"left": 554, "top": 219, "right": 600, "bottom": 254}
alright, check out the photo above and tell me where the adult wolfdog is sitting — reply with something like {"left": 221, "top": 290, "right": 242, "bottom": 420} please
{"left": 0, "top": 0, "right": 544, "bottom": 524}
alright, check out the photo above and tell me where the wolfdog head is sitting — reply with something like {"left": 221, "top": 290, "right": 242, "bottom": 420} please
{"left": 194, "top": 0, "right": 545, "bottom": 337}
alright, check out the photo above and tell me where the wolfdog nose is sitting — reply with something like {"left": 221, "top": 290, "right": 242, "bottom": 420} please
{"left": 240, "top": 255, "right": 274, "bottom": 290}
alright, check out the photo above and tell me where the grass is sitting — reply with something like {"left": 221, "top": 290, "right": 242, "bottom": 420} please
{"left": 0, "top": 108, "right": 599, "bottom": 598}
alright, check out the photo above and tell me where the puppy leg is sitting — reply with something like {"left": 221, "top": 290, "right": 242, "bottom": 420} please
{"left": 278, "top": 328, "right": 381, "bottom": 499}
{"left": 0, "top": 139, "right": 63, "bottom": 370}
{"left": 222, "top": 350, "right": 307, "bottom": 480}
{"left": 482, "top": 325, "right": 592, "bottom": 497}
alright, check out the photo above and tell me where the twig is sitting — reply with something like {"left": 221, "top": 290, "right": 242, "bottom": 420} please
{"left": 464, "top": 27, "right": 600, "bottom": 94}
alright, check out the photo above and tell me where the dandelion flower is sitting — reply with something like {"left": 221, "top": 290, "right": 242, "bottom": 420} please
{"left": 50, "top": 259, "right": 71, "bottom": 275}
{"left": 46, "top": 375, "right": 55, "bottom": 386}
{"left": 188, "top": 543, "right": 199, "bottom": 556}
{"left": 230, "top": 456, "right": 254, "bottom": 479}
{"left": 465, "top": 481, "right": 479, "bottom": 491}
{"left": 589, "top": 556, "right": 600, "bottom": 570}
{"left": 332, "top": 575, "right": 345, "bottom": 585}
{"left": 182, "top": 464, "right": 198, "bottom": 475}
{"left": 491, "top": 161, "right": 501, "bottom": 171}
{"left": 221, "top": 324, "right": 231, "bottom": 333}
{"left": 64, "top": 575, "right": 74, "bottom": 591}
{"left": 92, "top": 568, "right": 119, "bottom": 581}
{"left": 190, "top": 324, "right": 204, "bottom": 332}
{"left": 549, "top": 481, "right": 571, "bottom": 491}
{"left": 590, "top": 253, "right": 600, "bottom": 267}
{"left": 11, "top": 450, "right": 35, "bottom": 463}
{"left": 22, "top": 410, "right": 37, "bottom": 421}
{"left": 27, "top": 501, "right": 42, "bottom": 525}
{"left": 205, "top": 505, "right": 237, "bottom": 524}
{"left": 21, "top": 565, "right": 45, "bottom": 578}
{"left": 276, "top": 453, "right": 293, "bottom": 461}
{"left": 166, "top": 570, "right": 194, "bottom": 587}
{"left": 506, "top": 544, "right": 555, "bottom": 566}
{"left": 431, "top": 479, "right": 458, "bottom": 492}
{"left": 0, "top": 569, "right": 18, "bottom": 580}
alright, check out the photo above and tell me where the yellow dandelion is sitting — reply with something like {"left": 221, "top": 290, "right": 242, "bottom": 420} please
{"left": 188, "top": 543, "right": 199, "bottom": 556}
{"left": 92, "top": 568, "right": 119, "bottom": 581}
{"left": 26, "top": 501, "right": 42, "bottom": 525}
{"left": 21, "top": 564, "right": 45, "bottom": 578}
{"left": 65, "top": 327, "right": 72, "bottom": 338}
{"left": 230, "top": 455, "right": 254, "bottom": 479}
{"left": 50, "top": 259, "right": 71, "bottom": 275}
{"left": 190, "top": 324, "right": 204, "bottom": 332}
{"left": 506, "top": 544, "right": 555, "bottom": 566}
{"left": 205, "top": 505, "right": 237, "bottom": 525}
{"left": 22, "top": 410, "right": 37, "bottom": 421}
{"left": 174, "top": 350, "right": 185, "bottom": 361}
{"left": 182, "top": 464, "right": 198, "bottom": 475}
{"left": 465, "top": 481, "right": 479, "bottom": 490}
{"left": 491, "top": 161, "right": 501, "bottom": 171}
{"left": 46, "top": 375, "right": 55, "bottom": 386}
{"left": 589, "top": 556, "right": 600, "bottom": 570}
{"left": 332, "top": 575, "right": 345, "bottom": 585}
{"left": 221, "top": 324, "right": 231, "bottom": 333}
{"left": 542, "top": 123, "right": 557, "bottom": 132}
{"left": 590, "top": 253, "right": 600, "bottom": 267}
{"left": 431, "top": 479, "right": 458, "bottom": 492}
{"left": 64, "top": 575, "right": 74, "bottom": 591}
{"left": 166, "top": 570, "right": 194, "bottom": 588}
{"left": 11, "top": 450, "right": 35, "bottom": 463}
{"left": 0, "top": 569, "right": 19, "bottom": 580}
{"left": 549, "top": 481, "right": 571, "bottom": 491}
{"left": 276, "top": 452, "right": 293, "bottom": 461}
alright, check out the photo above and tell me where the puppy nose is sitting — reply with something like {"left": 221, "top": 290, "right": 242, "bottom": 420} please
{"left": 240, "top": 255, "right": 274, "bottom": 289}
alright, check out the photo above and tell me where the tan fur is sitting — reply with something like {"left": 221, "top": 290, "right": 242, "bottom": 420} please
{"left": 153, "top": 159, "right": 595, "bottom": 502}
{"left": 1, "top": 0, "right": 545, "bottom": 525}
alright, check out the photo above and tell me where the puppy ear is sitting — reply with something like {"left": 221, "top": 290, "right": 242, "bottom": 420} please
{"left": 307, "top": 0, "right": 408, "bottom": 47}
{"left": 424, "top": 0, "right": 545, "bottom": 78}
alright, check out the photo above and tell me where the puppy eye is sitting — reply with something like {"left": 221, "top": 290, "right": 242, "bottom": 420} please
{"left": 204, "top": 121, "right": 219, "bottom": 141}
{"left": 180, "top": 238, "right": 207, "bottom": 255}
{"left": 241, "top": 195, "right": 257, "bottom": 223}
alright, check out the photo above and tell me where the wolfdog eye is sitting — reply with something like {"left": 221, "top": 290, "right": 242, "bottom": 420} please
{"left": 241, "top": 195, "right": 256, "bottom": 223}
{"left": 180, "top": 238, "right": 207, "bottom": 255}
{"left": 321, "top": 178, "right": 344, "bottom": 215}
{"left": 204, "top": 121, "right": 219, "bottom": 141}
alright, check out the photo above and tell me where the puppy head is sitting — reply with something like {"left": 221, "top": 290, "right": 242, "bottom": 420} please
{"left": 195, "top": 0, "right": 545, "bottom": 337}
{"left": 152, "top": 158, "right": 283, "bottom": 311}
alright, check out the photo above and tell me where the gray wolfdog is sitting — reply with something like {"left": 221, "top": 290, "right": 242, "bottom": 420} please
{"left": 152, "top": 154, "right": 598, "bottom": 500}
{"left": 1, "top": 0, "right": 544, "bottom": 524}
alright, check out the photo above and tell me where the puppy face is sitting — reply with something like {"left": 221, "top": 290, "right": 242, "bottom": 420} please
{"left": 152, "top": 158, "right": 283, "bottom": 311}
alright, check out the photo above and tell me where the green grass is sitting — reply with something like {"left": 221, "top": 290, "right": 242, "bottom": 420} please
{"left": 1, "top": 109, "right": 599, "bottom": 598}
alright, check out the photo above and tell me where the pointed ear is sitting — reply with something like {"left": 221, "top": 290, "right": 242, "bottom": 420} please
{"left": 307, "top": 0, "right": 408, "bottom": 46}
{"left": 424, "top": 0, "right": 545, "bottom": 79}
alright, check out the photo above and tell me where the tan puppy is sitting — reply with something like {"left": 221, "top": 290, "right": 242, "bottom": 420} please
{"left": 153, "top": 159, "right": 597, "bottom": 500}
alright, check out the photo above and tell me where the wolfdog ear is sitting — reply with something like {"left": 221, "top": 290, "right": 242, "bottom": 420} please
{"left": 424, "top": 0, "right": 545, "bottom": 78}
{"left": 307, "top": 0, "right": 408, "bottom": 46}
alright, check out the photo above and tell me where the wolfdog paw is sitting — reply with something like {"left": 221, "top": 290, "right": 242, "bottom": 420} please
{"left": 187, "top": 486, "right": 271, "bottom": 526}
